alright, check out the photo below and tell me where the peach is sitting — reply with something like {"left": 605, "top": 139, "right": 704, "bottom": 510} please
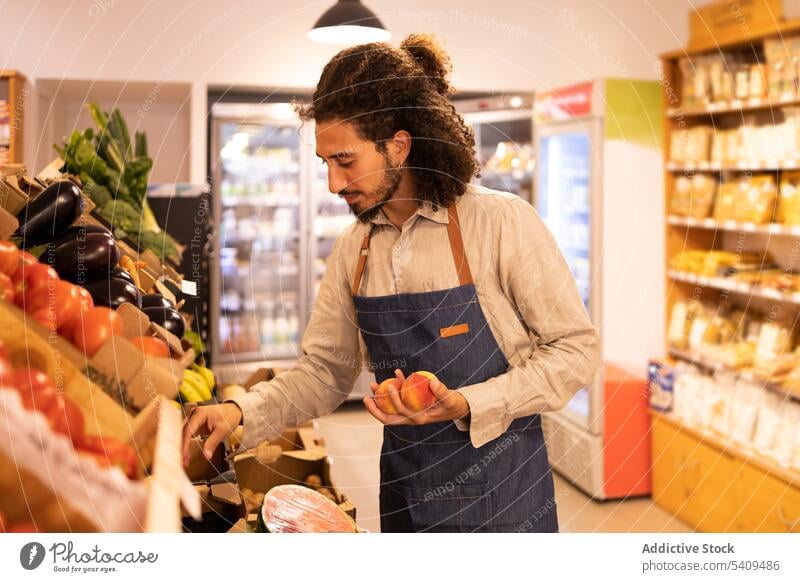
{"left": 374, "top": 377, "right": 403, "bottom": 415}
{"left": 400, "top": 371, "right": 438, "bottom": 412}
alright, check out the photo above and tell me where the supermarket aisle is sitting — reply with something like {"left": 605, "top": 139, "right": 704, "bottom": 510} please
{"left": 318, "top": 402, "right": 691, "bottom": 533}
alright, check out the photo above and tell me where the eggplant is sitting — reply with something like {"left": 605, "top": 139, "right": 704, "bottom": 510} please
{"left": 141, "top": 293, "right": 174, "bottom": 310}
{"left": 142, "top": 305, "right": 185, "bottom": 338}
{"left": 84, "top": 277, "right": 142, "bottom": 309}
{"left": 110, "top": 266, "right": 135, "bottom": 285}
{"left": 42, "top": 232, "right": 120, "bottom": 283}
{"left": 51, "top": 223, "right": 113, "bottom": 247}
{"left": 15, "top": 181, "right": 84, "bottom": 247}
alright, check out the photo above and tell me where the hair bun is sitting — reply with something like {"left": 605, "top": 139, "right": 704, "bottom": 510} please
{"left": 400, "top": 33, "right": 452, "bottom": 96}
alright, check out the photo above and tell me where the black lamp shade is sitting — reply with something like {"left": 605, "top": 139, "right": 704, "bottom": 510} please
{"left": 308, "top": 0, "right": 391, "bottom": 44}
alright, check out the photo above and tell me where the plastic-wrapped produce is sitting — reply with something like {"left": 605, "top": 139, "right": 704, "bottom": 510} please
{"left": 258, "top": 485, "right": 356, "bottom": 533}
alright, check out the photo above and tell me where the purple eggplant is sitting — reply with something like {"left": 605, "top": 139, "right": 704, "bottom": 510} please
{"left": 15, "top": 181, "right": 84, "bottom": 247}
{"left": 142, "top": 305, "right": 185, "bottom": 338}
{"left": 84, "top": 277, "right": 142, "bottom": 309}
{"left": 141, "top": 293, "right": 174, "bottom": 310}
{"left": 41, "top": 231, "right": 120, "bottom": 283}
{"left": 110, "top": 266, "right": 135, "bottom": 286}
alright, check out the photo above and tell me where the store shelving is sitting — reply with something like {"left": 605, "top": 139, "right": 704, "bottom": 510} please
{"left": 0, "top": 71, "right": 25, "bottom": 165}
{"left": 668, "top": 270, "right": 800, "bottom": 304}
{"left": 659, "top": 18, "right": 800, "bottom": 532}
{"left": 667, "top": 215, "right": 800, "bottom": 235}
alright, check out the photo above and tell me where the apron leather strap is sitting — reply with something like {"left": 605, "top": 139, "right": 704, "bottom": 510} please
{"left": 351, "top": 228, "right": 373, "bottom": 296}
{"left": 350, "top": 203, "right": 473, "bottom": 296}
{"left": 447, "top": 204, "right": 474, "bottom": 286}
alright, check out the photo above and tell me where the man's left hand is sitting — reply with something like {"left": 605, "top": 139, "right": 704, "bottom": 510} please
{"left": 363, "top": 369, "right": 470, "bottom": 425}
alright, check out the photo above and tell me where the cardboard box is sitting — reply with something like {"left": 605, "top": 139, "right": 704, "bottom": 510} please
{"left": 0, "top": 205, "right": 19, "bottom": 240}
{"left": 234, "top": 449, "right": 356, "bottom": 523}
{"left": 0, "top": 394, "right": 191, "bottom": 532}
{"left": 0, "top": 300, "right": 183, "bottom": 415}
{"left": 0, "top": 175, "right": 29, "bottom": 215}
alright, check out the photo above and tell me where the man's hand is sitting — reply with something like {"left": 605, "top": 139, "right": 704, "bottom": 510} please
{"left": 182, "top": 402, "right": 243, "bottom": 466}
{"left": 363, "top": 369, "right": 470, "bottom": 426}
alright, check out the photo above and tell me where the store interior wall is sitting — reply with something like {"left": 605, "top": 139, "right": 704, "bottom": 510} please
{"left": 1, "top": 0, "right": 709, "bottom": 176}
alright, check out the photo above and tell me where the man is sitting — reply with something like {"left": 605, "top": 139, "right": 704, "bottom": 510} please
{"left": 183, "top": 33, "right": 601, "bottom": 533}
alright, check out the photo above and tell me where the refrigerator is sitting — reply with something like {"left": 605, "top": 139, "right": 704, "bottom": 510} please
{"left": 456, "top": 94, "right": 535, "bottom": 204}
{"left": 209, "top": 102, "right": 366, "bottom": 395}
{"left": 534, "top": 80, "right": 663, "bottom": 499}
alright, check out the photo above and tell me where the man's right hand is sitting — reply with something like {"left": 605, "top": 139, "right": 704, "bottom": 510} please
{"left": 182, "top": 402, "right": 243, "bottom": 467}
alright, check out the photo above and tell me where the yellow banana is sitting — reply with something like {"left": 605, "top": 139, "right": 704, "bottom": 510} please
{"left": 183, "top": 369, "right": 212, "bottom": 401}
{"left": 179, "top": 379, "right": 203, "bottom": 403}
{"left": 191, "top": 363, "right": 216, "bottom": 390}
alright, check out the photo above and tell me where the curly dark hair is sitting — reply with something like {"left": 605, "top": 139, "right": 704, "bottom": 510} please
{"left": 297, "top": 33, "right": 478, "bottom": 209}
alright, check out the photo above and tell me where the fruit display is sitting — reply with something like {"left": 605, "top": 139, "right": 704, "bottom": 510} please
{"left": 257, "top": 484, "right": 356, "bottom": 533}
{"left": 0, "top": 160, "right": 209, "bottom": 532}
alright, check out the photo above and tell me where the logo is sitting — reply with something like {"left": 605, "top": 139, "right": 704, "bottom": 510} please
{"left": 20, "top": 542, "right": 46, "bottom": 570}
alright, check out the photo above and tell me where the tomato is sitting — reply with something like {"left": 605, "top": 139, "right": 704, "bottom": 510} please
{"left": 79, "top": 435, "right": 138, "bottom": 479}
{"left": 9, "top": 368, "right": 59, "bottom": 414}
{"left": 47, "top": 395, "right": 86, "bottom": 447}
{"left": 12, "top": 263, "right": 59, "bottom": 310}
{"left": 130, "top": 336, "right": 170, "bottom": 358}
{"left": 0, "top": 242, "right": 19, "bottom": 276}
{"left": 25, "top": 280, "right": 80, "bottom": 331}
{"left": 0, "top": 272, "right": 13, "bottom": 303}
{"left": 77, "top": 287, "right": 94, "bottom": 311}
{"left": 71, "top": 307, "right": 124, "bottom": 357}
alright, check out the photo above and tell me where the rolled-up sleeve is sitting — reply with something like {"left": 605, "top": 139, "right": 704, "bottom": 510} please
{"left": 227, "top": 234, "right": 362, "bottom": 450}
{"left": 454, "top": 199, "right": 602, "bottom": 448}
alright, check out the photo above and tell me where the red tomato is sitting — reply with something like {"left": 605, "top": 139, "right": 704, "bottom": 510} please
{"left": 77, "top": 287, "right": 94, "bottom": 311}
{"left": 80, "top": 435, "right": 138, "bottom": 479}
{"left": 9, "top": 368, "right": 59, "bottom": 414}
{"left": 47, "top": 395, "right": 86, "bottom": 447}
{"left": 0, "top": 272, "right": 13, "bottom": 303}
{"left": 129, "top": 336, "right": 170, "bottom": 358}
{"left": 71, "top": 307, "right": 124, "bottom": 357}
{"left": 0, "top": 242, "right": 19, "bottom": 276}
{"left": 12, "top": 263, "right": 59, "bottom": 310}
{"left": 25, "top": 280, "right": 80, "bottom": 331}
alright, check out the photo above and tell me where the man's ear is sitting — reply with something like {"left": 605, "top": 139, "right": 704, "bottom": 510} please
{"left": 388, "top": 130, "right": 412, "bottom": 166}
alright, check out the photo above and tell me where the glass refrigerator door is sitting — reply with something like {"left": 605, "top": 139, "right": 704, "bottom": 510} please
{"left": 536, "top": 124, "right": 594, "bottom": 428}
{"left": 466, "top": 112, "right": 534, "bottom": 203}
{"left": 214, "top": 115, "right": 303, "bottom": 363}
{"left": 309, "top": 155, "right": 355, "bottom": 307}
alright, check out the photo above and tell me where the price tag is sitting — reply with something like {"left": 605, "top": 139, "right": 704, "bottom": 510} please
{"left": 181, "top": 280, "right": 198, "bottom": 297}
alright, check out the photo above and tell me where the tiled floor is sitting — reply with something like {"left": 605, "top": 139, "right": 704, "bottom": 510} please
{"left": 317, "top": 402, "right": 692, "bottom": 533}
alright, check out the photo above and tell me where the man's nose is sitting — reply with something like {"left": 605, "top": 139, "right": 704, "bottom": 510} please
{"left": 327, "top": 166, "right": 348, "bottom": 194}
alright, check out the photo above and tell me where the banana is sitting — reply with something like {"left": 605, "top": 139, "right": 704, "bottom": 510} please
{"left": 179, "top": 379, "right": 203, "bottom": 403}
{"left": 191, "top": 363, "right": 216, "bottom": 391}
{"left": 183, "top": 369, "right": 212, "bottom": 402}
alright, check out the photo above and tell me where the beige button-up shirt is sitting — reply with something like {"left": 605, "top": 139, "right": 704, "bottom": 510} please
{"left": 230, "top": 184, "right": 601, "bottom": 449}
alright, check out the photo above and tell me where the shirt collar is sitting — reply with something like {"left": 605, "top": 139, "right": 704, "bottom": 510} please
{"left": 369, "top": 202, "right": 449, "bottom": 226}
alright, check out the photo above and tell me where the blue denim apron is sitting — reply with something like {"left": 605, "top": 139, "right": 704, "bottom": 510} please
{"left": 351, "top": 204, "right": 558, "bottom": 533}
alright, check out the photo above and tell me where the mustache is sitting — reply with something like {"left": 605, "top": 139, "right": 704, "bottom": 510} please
{"left": 339, "top": 190, "right": 363, "bottom": 197}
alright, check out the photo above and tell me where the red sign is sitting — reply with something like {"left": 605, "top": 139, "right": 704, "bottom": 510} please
{"left": 534, "top": 81, "right": 594, "bottom": 122}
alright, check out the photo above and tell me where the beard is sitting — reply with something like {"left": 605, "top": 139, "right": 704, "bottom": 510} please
{"left": 343, "top": 159, "right": 403, "bottom": 224}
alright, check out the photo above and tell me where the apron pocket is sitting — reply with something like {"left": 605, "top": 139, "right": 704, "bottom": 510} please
{"left": 392, "top": 482, "right": 492, "bottom": 532}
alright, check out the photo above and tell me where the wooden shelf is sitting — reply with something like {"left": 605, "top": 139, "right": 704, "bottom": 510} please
{"left": 667, "top": 216, "right": 800, "bottom": 236}
{"left": 669, "top": 269, "right": 800, "bottom": 305}
{"left": 666, "top": 160, "right": 800, "bottom": 172}
{"left": 653, "top": 411, "right": 800, "bottom": 488}
{"left": 667, "top": 94, "right": 800, "bottom": 118}
{"left": 669, "top": 348, "right": 800, "bottom": 403}
{"left": 0, "top": 70, "right": 26, "bottom": 165}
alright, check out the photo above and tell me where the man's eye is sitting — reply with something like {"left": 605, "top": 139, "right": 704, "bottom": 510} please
{"left": 338, "top": 161, "right": 352, "bottom": 168}
{"left": 320, "top": 159, "right": 327, "bottom": 166}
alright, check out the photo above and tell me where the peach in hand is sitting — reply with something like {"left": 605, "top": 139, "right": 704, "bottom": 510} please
{"left": 374, "top": 377, "right": 403, "bottom": 415}
{"left": 400, "top": 371, "right": 438, "bottom": 412}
